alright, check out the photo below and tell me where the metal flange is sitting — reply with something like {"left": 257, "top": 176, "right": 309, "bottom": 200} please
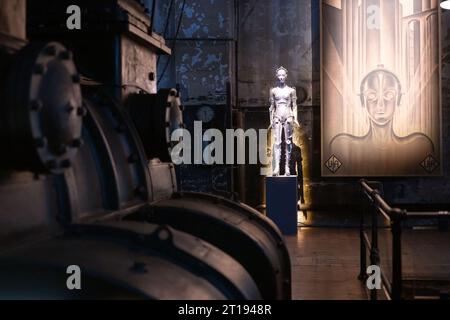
{"left": 2, "top": 42, "right": 84, "bottom": 174}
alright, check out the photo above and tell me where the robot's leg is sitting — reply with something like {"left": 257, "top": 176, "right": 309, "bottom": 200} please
{"left": 272, "top": 119, "right": 282, "bottom": 176}
{"left": 284, "top": 119, "right": 293, "bottom": 176}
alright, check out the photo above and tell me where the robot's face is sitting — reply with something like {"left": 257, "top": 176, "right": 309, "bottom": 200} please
{"left": 276, "top": 70, "right": 287, "bottom": 84}
{"left": 362, "top": 71, "right": 399, "bottom": 126}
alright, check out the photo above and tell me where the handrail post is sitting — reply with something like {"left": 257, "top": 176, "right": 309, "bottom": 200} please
{"left": 370, "top": 201, "right": 380, "bottom": 300}
{"left": 391, "top": 214, "right": 403, "bottom": 300}
{"left": 359, "top": 201, "right": 367, "bottom": 280}
{"left": 358, "top": 203, "right": 367, "bottom": 281}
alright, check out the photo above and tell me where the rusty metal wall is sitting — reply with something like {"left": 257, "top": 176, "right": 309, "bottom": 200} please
{"left": 237, "top": 0, "right": 314, "bottom": 108}
{"left": 156, "top": 0, "right": 235, "bottom": 100}
{"left": 155, "top": 0, "right": 236, "bottom": 195}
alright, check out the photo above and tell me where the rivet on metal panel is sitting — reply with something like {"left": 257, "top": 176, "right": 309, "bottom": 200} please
{"left": 57, "top": 144, "right": 68, "bottom": 155}
{"left": 72, "top": 74, "right": 81, "bottom": 84}
{"left": 158, "top": 229, "right": 170, "bottom": 241}
{"left": 71, "top": 138, "right": 84, "bottom": 148}
{"left": 77, "top": 107, "right": 87, "bottom": 117}
{"left": 35, "top": 138, "right": 47, "bottom": 148}
{"left": 58, "top": 51, "right": 72, "bottom": 60}
{"left": 60, "top": 159, "right": 72, "bottom": 168}
{"left": 66, "top": 101, "right": 76, "bottom": 113}
{"left": 30, "top": 100, "right": 43, "bottom": 111}
{"left": 46, "top": 160, "right": 58, "bottom": 170}
{"left": 34, "top": 64, "right": 45, "bottom": 75}
{"left": 45, "top": 45, "right": 57, "bottom": 56}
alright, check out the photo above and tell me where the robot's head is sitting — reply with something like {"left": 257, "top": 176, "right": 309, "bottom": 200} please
{"left": 276, "top": 66, "right": 288, "bottom": 83}
{"left": 359, "top": 66, "right": 402, "bottom": 126}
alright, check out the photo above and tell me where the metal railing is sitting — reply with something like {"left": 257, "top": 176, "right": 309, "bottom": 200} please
{"left": 359, "top": 179, "right": 450, "bottom": 300}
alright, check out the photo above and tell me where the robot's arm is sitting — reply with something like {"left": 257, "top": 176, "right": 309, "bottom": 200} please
{"left": 292, "top": 88, "right": 299, "bottom": 125}
{"left": 269, "top": 89, "right": 275, "bottom": 127}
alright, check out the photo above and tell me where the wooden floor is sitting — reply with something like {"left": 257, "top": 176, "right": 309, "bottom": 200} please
{"left": 285, "top": 227, "right": 450, "bottom": 300}
{"left": 285, "top": 228, "right": 367, "bottom": 300}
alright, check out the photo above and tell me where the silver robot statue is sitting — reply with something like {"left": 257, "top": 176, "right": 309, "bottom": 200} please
{"left": 269, "top": 67, "right": 299, "bottom": 176}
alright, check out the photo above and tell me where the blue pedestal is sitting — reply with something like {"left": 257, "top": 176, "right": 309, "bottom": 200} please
{"left": 266, "top": 176, "right": 298, "bottom": 235}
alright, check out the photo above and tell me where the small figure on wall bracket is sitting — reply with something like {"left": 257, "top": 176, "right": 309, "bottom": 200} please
{"left": 269, "top": 66, "right": 299, "bottom": 176}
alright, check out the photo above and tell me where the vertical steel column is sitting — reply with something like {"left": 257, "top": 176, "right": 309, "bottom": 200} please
{"left": 235, "top": 111, "right": 246, "bottom": 203}
{"left": 114, "top": 36, "right": 122, "bottom": 100}
{"left": 369, "top": 197, "right": 380, "bottom": 300}
{"left": 359, "top": 201, "right": 367, "bottom": 281}
{"left": 233, "top": 0, "right": 246, "bottom": 203}
{"left": 391, "top": 215, "right": 403, "bottom": 300}
{"left": 150, "top": 0, "right": 157, "bottom": 31}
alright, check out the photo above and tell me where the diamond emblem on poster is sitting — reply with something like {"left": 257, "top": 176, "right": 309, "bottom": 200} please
{"left": 325, "top": 155, "right": 342, "bottom": 174}
{"left": 421, "top": 155, "right": 439, "bottom": 174}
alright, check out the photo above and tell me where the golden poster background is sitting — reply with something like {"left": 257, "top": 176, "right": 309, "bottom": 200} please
{"left": 321, "top": 0, "right": 442, "bottom": 177}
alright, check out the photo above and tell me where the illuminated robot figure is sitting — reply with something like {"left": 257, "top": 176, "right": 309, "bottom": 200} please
{"left": 269, "top": 67, "right": 299, "bottom": 176}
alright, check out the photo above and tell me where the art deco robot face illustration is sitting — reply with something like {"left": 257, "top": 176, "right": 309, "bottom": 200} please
{"left": 276, "top": 69, "right": 287, "bottom": 84}
{"left": 361, "top": 70, "right": 401, "bottom": 126}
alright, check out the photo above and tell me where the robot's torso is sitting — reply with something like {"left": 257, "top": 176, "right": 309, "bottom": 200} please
{"left": 270, "top": 86, "right": 296, "bottom": 123}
